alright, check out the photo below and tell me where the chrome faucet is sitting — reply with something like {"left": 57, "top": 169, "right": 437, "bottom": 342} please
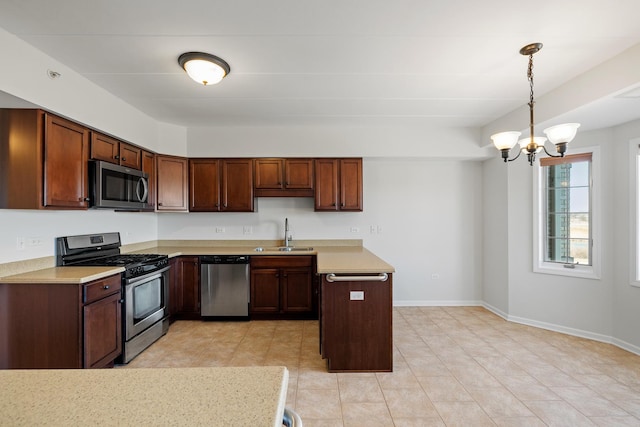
{"left": 284, "top": 217, "right": 291, "bottom": 247}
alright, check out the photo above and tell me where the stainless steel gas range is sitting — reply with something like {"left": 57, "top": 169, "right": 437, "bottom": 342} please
{"left": 56, "top": 232, "right": 169, "bottom": 363}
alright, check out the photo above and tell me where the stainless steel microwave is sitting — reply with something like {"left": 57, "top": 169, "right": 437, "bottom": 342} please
{"left": 89, "top": 160, "right": 149, "bottom": 210}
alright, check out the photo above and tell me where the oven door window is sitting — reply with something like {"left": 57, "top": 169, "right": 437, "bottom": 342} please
{"left": 133, "top": 277, "right": 163, "bottom": 321}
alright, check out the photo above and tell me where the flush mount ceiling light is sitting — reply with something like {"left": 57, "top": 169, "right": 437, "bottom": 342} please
{"left": 490, "top": 43, "right": 580, "bottom": 166}
{"left": 178, "top": 52, "right": 230, "bottom": 86}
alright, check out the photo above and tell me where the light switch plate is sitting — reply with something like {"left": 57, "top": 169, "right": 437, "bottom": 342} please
{"left": 350, "top": 291, "right": 365, "bottom": 301}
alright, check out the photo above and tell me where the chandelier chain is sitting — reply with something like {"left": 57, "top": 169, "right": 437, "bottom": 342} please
{"left": 528, "top": 54, "right": 535, "bottom": 108}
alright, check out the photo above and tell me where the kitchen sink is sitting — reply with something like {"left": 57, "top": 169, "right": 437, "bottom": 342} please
{"left": 277, "top": 246, "right": 314, "bottom": 252}
{"left": 254, "top": 246, "right": 314, "bottom": 252}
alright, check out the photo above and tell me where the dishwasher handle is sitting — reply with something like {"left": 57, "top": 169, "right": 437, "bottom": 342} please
{"left": 200, "top": 255, "right": 250, "bottom": 264}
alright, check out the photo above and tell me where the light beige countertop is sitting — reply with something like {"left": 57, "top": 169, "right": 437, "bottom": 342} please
{"left": 146, "top": 245, "right": 395, "bottom": 274}
{"left": 0, "top": 366, "right": 288, "bottom": 427}
{"left": 0, "top": 266, "right": 124, "bottom": 284}
{"left": 0, "top": 239, "right": 394, "bottom": 284}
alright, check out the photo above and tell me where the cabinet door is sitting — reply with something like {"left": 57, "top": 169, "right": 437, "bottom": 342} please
{"left": 250, "top": 269, "right": 280, "bottom": 313}
{"left": 339, "top": 158, "right": 363, "bottom": 211}
{"left": 254, "top": 158, "right": 284, "bottom": 189}
{"left": 43, "top": 114, "right": 89, "bottom": 208}
{"left": 314, "top": 159, "right": 339, "bottom": 211}
{"left": 221, "top": 159, "right": 254, "bottom": 212}
{"left": 119, "top": 142, "right": 142, "bottom": 169}
{"left": 321, "top": 274, "right": 392, "bottom": 372}
{"left": 156, "top": 155, "right": 188, "bottom": 211}
{"left": 90, "top": 132, "right": 119, "bottom": 164}
{"left": 142, "top": 150, "right": 156, "bottom": 209}
{"left": 83, "top": 292, "right": 122, "bottom": 368}
{"left": 174, "top": 256, "right": 200, "bottom": 318}
{"left": 285, "top": 159, "right": 314, "bottom": 190}
{"left": 189, "top": 159, "right": 221, "bottom": 211}
{"left": 282, "top": 267, "right": 313, "bottom": 313}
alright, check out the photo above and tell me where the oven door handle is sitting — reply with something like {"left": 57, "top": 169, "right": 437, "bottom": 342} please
{"left": 125, "top": 265, "right": 170, "bottom": 286}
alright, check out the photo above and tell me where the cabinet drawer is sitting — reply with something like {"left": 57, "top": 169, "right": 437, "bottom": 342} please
{"left": 84, "top": 275, "right": 121, "bottom": 304}
{"left": 251, "top": 256, "right": 313, "bottom": 268}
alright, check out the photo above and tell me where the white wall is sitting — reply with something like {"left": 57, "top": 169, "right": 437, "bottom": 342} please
{"left": 0, "top": 210, "right": 157, "bottom": 263}
{"left": 482, "top": 157, "right": 509, "bottom": 316}
{"left": 0, "top": 27, "right": 187, "bottom": 155}
{"left": 157, "top": 158, "right": 484, "bottom": 305}
{"left": 187, "top": 124, "right": 494, "bottom": 159}
{"left": 611, "top": 120, "right": 640, "bottom": 351}
{"left": 482, "top": 128, "right": 619, "bottom": 342}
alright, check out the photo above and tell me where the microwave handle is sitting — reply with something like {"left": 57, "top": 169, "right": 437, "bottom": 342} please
{"left": 136, "top": 177, "right": 149, "bottom": 203}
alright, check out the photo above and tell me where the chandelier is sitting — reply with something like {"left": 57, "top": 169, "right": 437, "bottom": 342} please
{"left": 490, "top": 43, "right": 580, "bottom": 166}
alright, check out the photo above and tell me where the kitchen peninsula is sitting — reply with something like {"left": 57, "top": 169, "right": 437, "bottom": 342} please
{"left": 0, "top": 239, "right": 395, "bottom": 372}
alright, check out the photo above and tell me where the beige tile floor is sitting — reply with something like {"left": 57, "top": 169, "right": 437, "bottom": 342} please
{"left": 124, "top": 307, "right": 640, "bottom": 426}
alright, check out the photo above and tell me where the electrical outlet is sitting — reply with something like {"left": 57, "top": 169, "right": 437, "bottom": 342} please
{"left": 431, "top": 273, "right": 440, "bottom": 280}
{"left": 16, "top": 237, "right": 25, "bottom": 250}
{"left": 243, "top": 226, "right": 252, "bottom": 235}
{"left": 350, "top": 227, "right": 359, "bottom": 233}
{"left": 28, "top": 237, "right": 43, "bottom": 246}
{"left": 370, "top": 225, "right": 377, "bottom": 234}
{"left": 377, "top": 226, "right": 383, "bottom": 233}
{"left": 216, "top": 227, "right": 225, "bottom": 233}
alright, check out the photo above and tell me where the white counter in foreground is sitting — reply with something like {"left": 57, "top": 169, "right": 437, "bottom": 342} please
{"left": 0, "top": 366, "right": 288, "bottom": 427}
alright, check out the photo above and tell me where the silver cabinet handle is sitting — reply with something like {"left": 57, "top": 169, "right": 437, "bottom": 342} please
{"left": 326, "top": 273, "right": 388, "bottom": 282}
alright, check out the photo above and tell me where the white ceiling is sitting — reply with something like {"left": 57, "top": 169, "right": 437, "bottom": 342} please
{"left": 1, "top": 0, "right": 640, "bottom": 130}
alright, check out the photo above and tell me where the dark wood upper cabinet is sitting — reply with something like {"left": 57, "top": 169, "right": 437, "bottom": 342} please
{"left": 90, "top": 131, "right": 142, "bottom": 170}
{"left": 254, "top": 158, "right": 314, "bottom": 197}
{"left": 189, "top": 158, "right": 254, "bottom": 212}
{"left": 189, "top": 158, "right": 221, "bottom": 211}
{"left": 314, "top": 158, "right": 362, "bottom": 211}
{"left": 141, "top": 150, "right": 156, "bottom": 210}
{"left": 222, "top": 159, "right": 254, "bottom": 211}
{"left": 0, "top": 109, "right": 91, "bottom": 210}
{"left": 254, "top": 158, "right": 283, "bottom": 190}
{"left": 156, "top": 155, "right": 189, "bottom": 211}
{"left": 0, "top": 108, "right": 363, "bottom": 214}
{"left": 43, "top": 114, "right": 90, "bottom": 209}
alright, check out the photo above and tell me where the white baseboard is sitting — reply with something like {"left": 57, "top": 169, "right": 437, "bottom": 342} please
{"left": 394, "top": 300, "right": 483, "bottom": 307}
{"left": 482, "top": 303, "right": 640, "bottom": 356}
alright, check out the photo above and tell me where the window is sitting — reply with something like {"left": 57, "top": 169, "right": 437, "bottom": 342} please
{"left": 534, "top": 147, "right": 600, "bottom": 279}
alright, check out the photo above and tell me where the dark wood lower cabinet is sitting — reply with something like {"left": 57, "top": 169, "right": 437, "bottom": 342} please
{"left": 250, "top": 256, "right": 317, "bottom": 319}
{"left": 84, "top": 292, "right": 122, "bottom": 368}
{"left": 169, "top": 256, "right": 201, "bottom": 321}
{"left": 0, "top": 274, "right": 122, "bottom": 369}
{"left": 320, "top": 273, "right": 393, "bottom": 372}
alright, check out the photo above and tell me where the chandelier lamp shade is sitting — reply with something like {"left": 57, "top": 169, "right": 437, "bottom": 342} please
{"left": 490, "top": 43, "right": 580, "bottom": 166}
{"left": 178, "top": 52, "right": 230, "bottom": 86}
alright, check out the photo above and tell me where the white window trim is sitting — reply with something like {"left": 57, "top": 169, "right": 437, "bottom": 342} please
{"left": 631, "top": 138, "right": 640, "bottom": 287}
{"left": 533, "top": 145, "right": 601, "bottom": 280}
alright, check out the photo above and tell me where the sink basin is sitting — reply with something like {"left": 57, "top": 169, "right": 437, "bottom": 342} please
{"left": 254, "top": 246, "right": 314, "bottom": 252}
{"left": 277, "top": 246, "right": 314, "bottom": 252}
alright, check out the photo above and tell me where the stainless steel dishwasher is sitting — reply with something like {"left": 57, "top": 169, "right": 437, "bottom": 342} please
{"left": 200, "top": 255, "right": 250, "bottom": 318}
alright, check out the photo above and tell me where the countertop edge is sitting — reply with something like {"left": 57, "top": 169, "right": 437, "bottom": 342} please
{"left": 1, "top": 245, "right": 394, "bottom": 283}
